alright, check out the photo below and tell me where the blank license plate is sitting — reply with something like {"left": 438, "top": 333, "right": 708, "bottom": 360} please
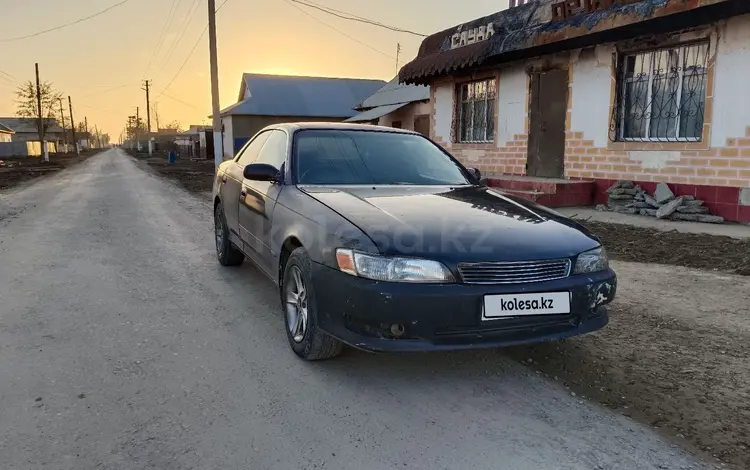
{"left": 483, "top": 292, "right": 570, "bottom": 320}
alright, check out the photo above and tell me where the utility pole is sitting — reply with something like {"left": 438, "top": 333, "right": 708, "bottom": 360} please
{"left": 58, "top": 97, "right": 67, "bottom": 152}
{"left": 396, "top": 43, "right": 401, "bottom": 73}
{"left": 208, "top": 0, "right": 223, "bottom": 167}
{"left": 142, "top": 80, "right": 152, "bottom": 132}
{"left": 68, "top": 96, "right": 78, "bottom": 155}
{"left": 84, "top": 116, "right": 89, "bottom": 150}
{"left": 143, "top": 80, "right": 153, "bottom": 155}
{"left": 136, "top": 106, "right": 140, "bottom": 152}
{"left": 127, "top": 116, "right": 135, "bottom": 150}
{"left": 35, "top": 63, "right": 49, "bottom": 162}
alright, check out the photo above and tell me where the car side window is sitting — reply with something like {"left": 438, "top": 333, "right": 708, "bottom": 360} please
{"left": 236, "top": 131, "right": 271, "bottom": 166}
{"left": 255, "top": 130, "right": 288, "bottom": 170}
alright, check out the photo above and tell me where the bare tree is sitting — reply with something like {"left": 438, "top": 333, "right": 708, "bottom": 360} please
{"left": 164, "top": 120, "right": 183, "bottom": 132}
{"left": 152, "top": 103, "right": 161, "bottom": 131}
{"left": 15, "top": 80, "right": 63, "bottom": 140}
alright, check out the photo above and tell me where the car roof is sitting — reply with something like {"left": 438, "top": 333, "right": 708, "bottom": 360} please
{"left": 268, "top": 122, "right": 421, "bottom": 135}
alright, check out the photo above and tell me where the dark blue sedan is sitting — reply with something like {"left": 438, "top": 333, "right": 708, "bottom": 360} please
{"left": 212, "top": 123, "right": 616, "bottom": 360}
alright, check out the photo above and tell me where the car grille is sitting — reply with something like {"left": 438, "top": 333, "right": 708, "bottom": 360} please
{"left": 457, "top": 259, "right": 571, "bottom": 285}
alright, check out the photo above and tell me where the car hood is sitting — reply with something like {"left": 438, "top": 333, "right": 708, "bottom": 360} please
{"left": 300, "top": 185, "right": 600, "bottom": 263}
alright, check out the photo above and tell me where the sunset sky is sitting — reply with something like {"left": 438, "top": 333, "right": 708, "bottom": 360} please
{"left": 0, "top": 0, "right": 507, "bottom": 139}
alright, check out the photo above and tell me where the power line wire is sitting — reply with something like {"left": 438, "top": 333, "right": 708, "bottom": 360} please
{"left": 154, "top": 0, "right": 203, "bottom": 81}
{"left": 0, "top": 0, "right": 134, "bottom": 43}
{"left": 283, "top": 0, "right": 395, "bottom": 60}
{"left": 0, "top": 68, "right": 16, "bottom": 82}
{"left": 290, "top": 0, "right": 427, "bottom": 37}
{"left": 156, "top": 26, "right": 207, "bottom": 99}
{"left": 145, "top": 0, "right": 183, "bottom": 76}
{"left": 79, "top": 84, "right": 136, "bottom": 98}
{"left": 155, "top": 0, "right": 232, "bottom": 98}
{"left": 80, "top": 103, "right": 129, "bottom": 116}
{"left": 161, "top": 91, "right": 202, "bottom": 110}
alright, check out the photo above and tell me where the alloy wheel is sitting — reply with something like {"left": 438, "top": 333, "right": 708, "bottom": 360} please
{"left": 215, "top": 212, "right": 224, "bottom": 254}
{"left": 285, "top": 265, "right": 308, "bottom": 343}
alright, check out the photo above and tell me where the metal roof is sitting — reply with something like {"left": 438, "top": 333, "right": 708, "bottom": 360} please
{"left": 359, "top": 76, "right": 430, "bottom": 109}
{"left": 0, "top": 117, "right": 64, "bottom": 134}
{"left": 344, "top": 103, "right": 410, "bottom": 123}
{"left": 399, "top": 0, "right": 735, "bottom": 84}
{"left": 220, "top": 74, "right": 386, "bottom": 118}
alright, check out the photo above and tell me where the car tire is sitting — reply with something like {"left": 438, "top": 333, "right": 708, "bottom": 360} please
{"left": 282, "top": 247, "right": 343, "bottom": 361}
{"left": 214, "top": 202, "right": 244, "bottom": 266}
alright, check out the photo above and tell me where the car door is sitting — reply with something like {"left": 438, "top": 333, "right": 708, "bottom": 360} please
{"left": 239, "top": 130, "right": 288, "bottom": 274}
{"left": 222, "top": 131, "right": 271, "bottom": 247}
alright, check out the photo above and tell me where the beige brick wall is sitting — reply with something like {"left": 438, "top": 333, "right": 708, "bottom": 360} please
{"left": 429, "top": 75, "right": 526, "bottom": 176}
{"left": 564, "top": 23, "right": 750, "bottom": 188}
{"left": 564, "top": 128, "right": 750, "bottom": 186}
{"left": 428, "top": 22, "right": 750, "bottom": 188}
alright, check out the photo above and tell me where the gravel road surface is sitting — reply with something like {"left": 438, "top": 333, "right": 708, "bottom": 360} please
{"left": 0, "top": 149, "right": 710, "bottom": 469}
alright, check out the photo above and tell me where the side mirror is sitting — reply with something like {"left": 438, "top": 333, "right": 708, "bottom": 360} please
{"left": 243, "top": 163, "right": 282, "bottom": 183}
{"left": 467, "top": 167, "right": 487, "bottom": 186}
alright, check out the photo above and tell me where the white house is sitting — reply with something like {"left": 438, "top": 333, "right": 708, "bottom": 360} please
{"left": 399, "top": 0, "right": 750, "bottom": 222}
{"left": 345, "top": 76, "right": 432, "bottom": 135}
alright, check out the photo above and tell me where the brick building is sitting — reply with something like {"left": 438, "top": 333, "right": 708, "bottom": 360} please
{"left": 399, "top": 0, "right": 750, "bottom": 222}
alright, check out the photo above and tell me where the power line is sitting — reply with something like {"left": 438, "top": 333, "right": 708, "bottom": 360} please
{"left": 145, "top": 0, "right": 183, "bottom": 76}
{"left": 0, "top": 68, "right": 16, "bottom": 82}
{"left": 155, "top": 0, "right": 232, "bottom": 98}
{"left": 161, "top": 91, "right": 202, "bottom": 110}
{"left": 283, "top": 0, "right": 395, "bottom": 60}
{"left": 156, "top": 26, "right": 207, "bottom": 99}
{"left": 0, "top": 0, "right": 134, "bottom": 43}
{"left": 290, "top": 0, "right": 427, "bottom": 37}
{"left": 154, "top": 0, "right": 203, "bottom": 81}
{"left": 79, "top": 84, "right": 136, "bottom": 98}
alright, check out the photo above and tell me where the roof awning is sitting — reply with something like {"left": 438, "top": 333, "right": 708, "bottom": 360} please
{"left": 399, "top": 0, "right": 741, "bottom": 85}
{"left": 344, "top": 102, "right": 408, "bottom": 122}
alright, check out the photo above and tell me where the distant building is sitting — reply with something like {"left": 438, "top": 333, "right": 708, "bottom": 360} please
{"left": 174, "top": 125, "right": 209, "bottom": 157}
{"left": 216, "top": 73, "right": 386, "bottom": 158}
{"left": 0, "top": 123, "right": 14, "bottom": 143}
{"left": 0, "top": 117, "right": 64, "bottom": 143}
{"left": 345, "top": 76, "right": 431, "bottom": 136}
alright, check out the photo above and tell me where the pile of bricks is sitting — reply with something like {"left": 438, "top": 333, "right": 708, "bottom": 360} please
{"left": 597, "top": 180, "right": 725, "bottom": 224}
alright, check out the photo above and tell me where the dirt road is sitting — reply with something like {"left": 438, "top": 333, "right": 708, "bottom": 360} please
{"left": 0, "top": 149, "right": 711, "bottom": 469}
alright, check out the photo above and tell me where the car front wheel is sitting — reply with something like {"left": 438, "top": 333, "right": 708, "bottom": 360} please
{"left": 282, "top": 247, "right": 343, "bottom": 360}
{"left": 214, "top": 202, "right": 244, "bottom": 266}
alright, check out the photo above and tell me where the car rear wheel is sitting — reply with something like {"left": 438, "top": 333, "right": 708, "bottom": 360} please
{"left": 282, "top": 247, "right": 343, "bottom": 360}
{"left": 214, "top": 202, "right": 244, "bottom": 266}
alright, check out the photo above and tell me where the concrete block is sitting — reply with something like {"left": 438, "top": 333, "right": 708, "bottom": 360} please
{"left": 654, "top": 182, "right": 675, "bottom": 204}
{"left": 656, "top": 197, "right": 684, "bottom": 219}
{"left": 740, "top": 188, "right": 750, "bottom": 206}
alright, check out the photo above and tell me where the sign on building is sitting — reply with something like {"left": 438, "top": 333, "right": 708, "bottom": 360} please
{"left": 450, "top": 23, "right": 496, "bottom": 49}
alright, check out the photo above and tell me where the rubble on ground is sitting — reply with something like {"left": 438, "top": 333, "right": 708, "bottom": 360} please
{"left": 596, "top": 180, "right": 725, "bottom": 224}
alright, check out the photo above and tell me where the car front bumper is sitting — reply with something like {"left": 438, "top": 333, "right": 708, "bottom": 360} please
{"left": 311, "top": 263, "right": 616, "bottom": 353}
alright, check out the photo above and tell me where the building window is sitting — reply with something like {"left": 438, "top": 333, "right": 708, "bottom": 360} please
{"left": 615, "top": 42, "right": 708, "bottom": 142}
{"left": 456, "top": 78, "right": 496, "bottom": 142}
{"left": 391, "top": 121, "right": 402, "bottom": 129}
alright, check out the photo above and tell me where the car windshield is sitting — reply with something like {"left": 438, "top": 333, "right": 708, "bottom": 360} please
{"left": 293, "top": 129, "right": 471, "bottom": 185}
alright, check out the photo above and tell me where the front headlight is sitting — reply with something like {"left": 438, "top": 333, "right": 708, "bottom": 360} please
{"left": 573, "top": 246, "right": 609, "bottom": 274}
{"left": 335, "top": 249, "right": 455, "bottom": 283}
